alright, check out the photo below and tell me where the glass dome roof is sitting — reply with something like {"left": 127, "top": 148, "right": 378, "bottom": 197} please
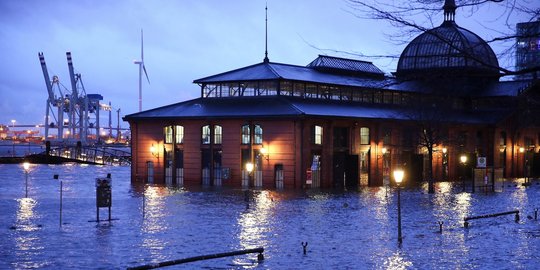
{"left": 396, "top": 0, "right": 500, "bottom": 78}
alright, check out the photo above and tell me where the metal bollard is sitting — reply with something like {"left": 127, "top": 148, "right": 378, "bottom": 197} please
{"left": 515, "top": 212, "right": 520, "bottom": 223}
{"left": 438, "top": 221, "right": 443, "bottom": 233}
{"left": 301, "top": 242, "right": 308, "bottom": 255}
{"left": 535, "top": 208, "right": 538, "bottom": 220}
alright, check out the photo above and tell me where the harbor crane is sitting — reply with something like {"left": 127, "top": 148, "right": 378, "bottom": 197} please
{"left": 39, "top": 52, "right": 112, "bottom": 144}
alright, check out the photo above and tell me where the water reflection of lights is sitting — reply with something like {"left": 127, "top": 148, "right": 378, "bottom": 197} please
{"left": 140, "top": 186, "right": 169, "bottom": 260}
{"left": 14, "top": 197, "right": 46, "bottom": 268}
{"left": 383, "top": 251, "right": 413, "bottom": 269}
{"left": 142, "top": 186, "right": 169, "bottom": 233}
{"left": 436, "top": 182, "right": 452, "bottom": 194}
{"left": 16, "top": 198, "right": 39, "bottom": 231}
{"left": 237, "top": 191, "right": 276, "bottom": 250}
{"left": 510, "top": 186, "right": 529, "bottom": 209}
{"left": 362, "top": 187, "right": 391, "bottom": 222}
{"left": 454, "top": 192, "right": 472, "bottom": 218}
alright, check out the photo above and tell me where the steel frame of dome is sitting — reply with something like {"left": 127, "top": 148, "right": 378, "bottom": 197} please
{"left": 396, "top": 22, "right": 500, "bottom": 78}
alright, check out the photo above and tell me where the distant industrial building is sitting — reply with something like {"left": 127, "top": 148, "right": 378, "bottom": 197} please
{"left": 125, "top": 1, "right": 540, "bottom": 189}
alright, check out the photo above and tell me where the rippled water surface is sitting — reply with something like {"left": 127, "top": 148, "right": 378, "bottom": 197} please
{"left": 1, "top": 164, "right": 539, "bottom": 269}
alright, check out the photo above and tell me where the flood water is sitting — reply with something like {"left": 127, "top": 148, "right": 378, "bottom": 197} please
{"left": 1, "top": 164, "right": 539, "bottom": 269}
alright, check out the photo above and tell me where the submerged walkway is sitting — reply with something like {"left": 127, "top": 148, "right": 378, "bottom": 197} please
{"left": 45, "top": 145, "right": 131, "bottom": 165}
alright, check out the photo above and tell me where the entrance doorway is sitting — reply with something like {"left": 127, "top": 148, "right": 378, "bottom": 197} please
{"left": 333, "top": 153, "right": 359, "bottom": 188}
{"left": 201, "top": 149, "right": 222, "bottom": 186}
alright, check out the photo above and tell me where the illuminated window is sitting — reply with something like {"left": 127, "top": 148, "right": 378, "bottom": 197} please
{"left": 214, "top": 125, "right": 222, "bottom": 144}
{"left": 175, "top": 125, "right": 184, "bottom": 144}
{"left": 241, "top": 125, "right": 250, "bottom": 144}
{"left": 254, "top": 125, "right": 263, "bottom": 144}
{"left": 314, "top": 125, "right": 323, "bottom": 145}
{"left": 360, "top": 127, "right": 370, "bottom": 145}
{"left": 202, "top": 125, "right": 211, "bottom": 144}
{"left": 164, "top": 126, "right": 173, "bottom": 144}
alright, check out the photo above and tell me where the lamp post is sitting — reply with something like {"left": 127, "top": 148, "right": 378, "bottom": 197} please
{"left": 23, "top": 162, "right": 30, "bottom": 198}
{"left": 460, "top": 154, "right": 468, "bottom": 192}
{"left": 394, "top": 169, "right": 404, "bottom": 244}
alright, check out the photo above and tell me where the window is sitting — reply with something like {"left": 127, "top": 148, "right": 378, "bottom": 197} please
{"left": 164, "top": 126, "right": 173, "bottom": 144}
{"left": 254, "top": 125, "right": 263, "bottom": 144}
{"left": 383, "top": 128, "right": 391, "bottom": 145}
{"left": 360, "top": 127, "right": 370, "bottom": 145}
{"left": 202, "top": 125, "right": 211, "bottom": 144}
{"left": 241, "top": 124, "right": 263, "bottom": 144}
{"left": 458, "top": 131, "right": 467, "bottom": 148}
{"left": 241, "top": 125, "right": 250, "bottom": 144}
{"left": 214, "top": 125, "right": 222, "bottom": 144}
{"left": 175, "top": 125, "right": 184, "bottom": 144}
{"left": 314, "top": 125, "right": 323, "bottom": 145}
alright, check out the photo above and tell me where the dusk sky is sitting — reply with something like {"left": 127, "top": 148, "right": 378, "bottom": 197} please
{"left": 1, "top": 0, "right": 537, "bottom": 129}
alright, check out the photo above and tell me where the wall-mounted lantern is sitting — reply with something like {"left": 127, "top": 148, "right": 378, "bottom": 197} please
{"left": 150, "top": 144, "right": 159, "bottom": 158}
{"left": 259, "top": 147, "right": 269, "bottom": 161}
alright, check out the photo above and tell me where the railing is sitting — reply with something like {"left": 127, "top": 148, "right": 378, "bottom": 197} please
{"left": 46, "top": 145, "right": 131, "bottom": 166}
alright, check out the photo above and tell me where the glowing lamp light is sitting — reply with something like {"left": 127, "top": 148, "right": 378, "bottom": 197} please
{"left": 460, "top": 155, "right": 468, "bottom": 164}
{"left": 23, "top": 162, "right": 30, "bottom": 171}
{"left": 150, "top": 144, "right": 159, "bottom": 158}
{"left": 245, "top": 162, "right": 254, "bottom": 173}
{"left": 442, "top": 147, "right": 447, "bottom": 154}
{"left": 393, "top": 169, "right": 404, "bottom": 185}
{"left": 259, "top": 147, "right": 269, "bottom": 161}
{"left": 381, "top": 147, "right": 387, "bottom": 155}
{"left": 519, "top": 147, "right": 525, "bottom": 153}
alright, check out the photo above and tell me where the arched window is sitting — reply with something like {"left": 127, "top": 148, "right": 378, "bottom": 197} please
{"left": 254, "top": 125, "right": 263, "bottom": 144}
{"left": 175, "top": 125, "right": 184, "bottom": 144}
{"left": 241, "top": 125, "right": 250, "bottom": 144}
{"left": 214, "top": 125, "right": 222, "bottom": 145}
{"left": 202, "top": 125, "right": 211, "bottom": 144}
{"left": 164, "top": 126, "right": 173, "bottom": 144}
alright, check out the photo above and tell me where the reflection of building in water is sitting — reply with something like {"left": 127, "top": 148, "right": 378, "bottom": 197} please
{"left": 125, "top": 1, "right": 540, "bottom": 188}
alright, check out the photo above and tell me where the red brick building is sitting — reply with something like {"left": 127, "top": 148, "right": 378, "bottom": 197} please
{"left": 124, "top": 2, "right": 540, "bottom": 189}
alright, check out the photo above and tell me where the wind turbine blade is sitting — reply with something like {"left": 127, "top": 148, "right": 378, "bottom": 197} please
{"left": 143, "top": 64, "right": 150, "bottom": 84}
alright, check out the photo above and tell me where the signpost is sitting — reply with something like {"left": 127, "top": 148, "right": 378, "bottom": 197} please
{"left": 96, "top": 174, "right": 112, "bottom": 221}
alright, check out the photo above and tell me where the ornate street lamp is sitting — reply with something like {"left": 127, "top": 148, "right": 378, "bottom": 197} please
{"left": 394, "top": 169, "right": 404, "bottom": 244}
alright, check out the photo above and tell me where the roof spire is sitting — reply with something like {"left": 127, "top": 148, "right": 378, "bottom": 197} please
{"left": 263, "top": 3, "right": 269, "bottom": 63}
{"left": 443, "top": 0, "right": 456, "bottom": 24}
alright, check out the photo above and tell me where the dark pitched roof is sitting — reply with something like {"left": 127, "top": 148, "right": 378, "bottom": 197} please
{"left": 124, "top": 96, "right": 510, "bottom": 124}
{"left": 193, "top": 61, "right": 387, "bottom": 87}
{"left": 307, "top": 55, "right": 385, "bottom": 78}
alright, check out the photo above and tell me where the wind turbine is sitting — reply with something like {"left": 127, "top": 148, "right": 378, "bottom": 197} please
{"left": 134, "top": 29, "right": 150, "bottom": 112}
